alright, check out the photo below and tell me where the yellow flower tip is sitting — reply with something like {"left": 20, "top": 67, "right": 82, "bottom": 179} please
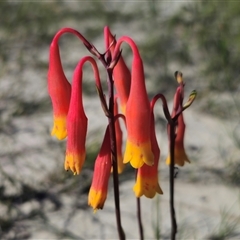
{"left": 165, "top": 155, "right": 170, "bottom": 165}
{"left": 110, "top": 155, "right": 125, "bottom": 174}
{"left": 111, "top": 165, "right": 125, "bottom": 174}
{"left": 157, "top": 185, "right": 163, "bottom": 195}
{"left": 88, "top": 189, "right": 107, "bottom": 211}
{"left": 51, "top": 116, "right": 67, "bottom": 140}
{"left": 120, "top": 104, "right": 126, "bottom": 115}
{"left": 175, "top": 71, "right": 183, "bottom": 84}
{"left": 117, "top": 165, "right": 124, "bottom": 174}
{"left": 165, "top": 148, "right": 190, "bottom": 167}
{"left": 123, "top": 140, "right": 154, "bottom": 168}
{"left": 64, "top": 152, "right": 85, "bottom": 175}
{"left": 133, "top": 181, "right": 143, "bottom": 198}
{"left": 117, "top": 155, "right": 125, "bottom": 174}
{"left": 133, "top": 177, "right": 163, "bottom": 198}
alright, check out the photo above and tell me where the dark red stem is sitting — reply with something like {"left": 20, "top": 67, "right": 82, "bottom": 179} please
{"left": 107, "top": 68, "right": 125, "bottom": 240}
{"left": 151, "top": 94, "right": 177, "bottom": 240}
{"left": 136, "top": 195, "right": 144, "bottom": 240}
{"left": 169, "top": 121, "right": 177, "bottom": 240}
{"left": 53, "top": 27, "right": 91, "bottom": 49}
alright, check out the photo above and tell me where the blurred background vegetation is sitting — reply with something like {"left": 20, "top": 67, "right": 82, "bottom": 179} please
{"left": 0, "top": 0, "right": 240, "bottom": 239}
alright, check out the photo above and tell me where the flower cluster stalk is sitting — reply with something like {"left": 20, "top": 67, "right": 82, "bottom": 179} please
{"left": 107, "top": 69, "right": 125, "bottom": 240}
{"left": 169, "top": 121, "right": 177, "bottom": 240}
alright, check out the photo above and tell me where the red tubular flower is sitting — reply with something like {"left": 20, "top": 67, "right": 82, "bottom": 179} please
{"left": 166, "top": 113, "right": 190, "bottom": 166}
{"left": 113, "top": 96, "right": 124, "bottom": 174}
{"left": 88, "top": 127, "right": 112, "bottom": 211}
{"left": 48, "top": 28, "right": 92, "bottom": 140}
{"left": 133, "top": 104, "right": 163, "bottom": 198}
{"left": 47, "top": 30, "right": 71, "bottom": 140}
{"left": 65, "top": 56, "right": 101, "bottom": 175}
{"left": 112, "top": 36, "right": 154, "bottom": 169}
{"left": 104, "top": 26, "right": 131, "bottom": 114}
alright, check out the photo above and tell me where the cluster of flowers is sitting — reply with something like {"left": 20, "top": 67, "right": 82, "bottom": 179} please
{"left": 47, "top": 26, "right": 191, "bottom": 211}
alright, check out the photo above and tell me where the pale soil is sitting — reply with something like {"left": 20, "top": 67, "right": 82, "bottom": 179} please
{"left": 1, "top": 94, "right": 239, "bottom": 239}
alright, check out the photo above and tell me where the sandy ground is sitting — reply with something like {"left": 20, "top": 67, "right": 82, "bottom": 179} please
{"left": 1, "top": 93, "right": 240, "bottom": 239}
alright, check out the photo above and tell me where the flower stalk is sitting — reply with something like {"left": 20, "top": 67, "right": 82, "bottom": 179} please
{"left": 136, "top": 197, "right": 144, "bottom": 240}
{"left": 106, "top": 68, "right": 126, "bottom": 240}
{"left": 151, "top": 71, "right": 196, "bottom": 240}
{"left": 169, "top": 120, "right": 177, "bottom": 240}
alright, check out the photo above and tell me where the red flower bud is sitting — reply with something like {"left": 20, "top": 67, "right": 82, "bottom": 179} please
{"left": 65, "top": 56, "right": 101, "bottom": 174}
{"left": 88, "top": 127, "right": 112, "bottom": 211}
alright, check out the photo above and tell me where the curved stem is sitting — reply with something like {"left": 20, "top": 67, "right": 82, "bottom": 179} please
{"left": 52, "top": 27, "right": 103, "bottom": 59}
{"left": 151, "top": 93, "right": 172, "bottom": 123}
{"left": 76, "top": 56, "right": 102, "bottom": 90}
{"left": 74, "top": 56, "right": 110, "bottom": 118}
{"left": 110, "top": 35, "right": 141, "bottom": 67}
{"left": 114, "top": 113, "right": 126, "bottom": 125}
{"left": 52, "top": 27, "right": 91, "bottom": 49}
{"left": 151, "top": 93, "right": 177, "bottom": 239}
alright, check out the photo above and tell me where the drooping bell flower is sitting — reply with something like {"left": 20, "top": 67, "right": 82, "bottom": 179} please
{"left": 104, "top": 26, "right": 131, "bottom": 114}
{"left": 47, "top": 30, "right": 71, "bottom": 140}
{"left": 133, "top": 105, "right": 163, "bottom": 198}
{"left": 113, "top": 96, "right": 124, "bottom": 174}
{"left": 88, "top": 127, "right": 112, "bottom": 211}
{"left": 166, "top": 113, "right": 190, "bottom": 166}
{"left": 65, "top": 56, "right": 102, "bottom": 175}
{"left": 111, "top": 36, "right": 154, "bottom": 169}
{"left": 48, "top": 28, "right": 92, "bottom": 140}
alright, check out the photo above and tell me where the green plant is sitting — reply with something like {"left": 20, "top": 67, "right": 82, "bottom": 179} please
{"left": 208, "top": 207, "right": 240, "bottom": 240}
{"left": 169, "top": 1, "right": 240, "bottom": 92}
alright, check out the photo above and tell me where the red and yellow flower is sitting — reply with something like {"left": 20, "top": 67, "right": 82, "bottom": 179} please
{"left": 47, "top": 31, "right": 71, "bottom": 140}
{"left": 88, "top": 127, "right": 112, "bottom": 211}
{"left": 112, "top": 37, "right": 154, "bottom": 168}
{"left": 64, "top": 58, "right": 89, "bottom": 175}
{"left": 65, "top": 56, "right": 103, "bottom": 174}
{"left": 134, "top": 109, "right": 163, "bottom": 198}
{"left": 48, "top": 28, "right": 95, "bottom": 140}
